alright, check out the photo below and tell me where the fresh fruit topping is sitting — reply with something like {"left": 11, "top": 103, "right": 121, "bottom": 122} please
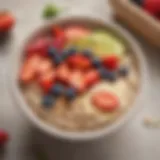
{"left": 26, "top": 38, "right": 51, "bottom": 57}
{"left": 118, "top": 66, "right": 129, "bottom": 77}
{"left": 52, "top": 26, "right": 64, "bottom": 37}
{"left": 84, "top": 70, "right": 100, "bottom": 88}
{"left": 39, "top": 70, "right": 55, "bottom": 93}
{"left": 56, "top": 64, "right": 70, "bottom": 84}
{"left": 66, "top": 31, "right": 125, "bottom": 58}
{"left": 67, "top": 55, "right": 91, "bottom": 70}
{"left": 62, "top": 47, "right": 77, "bottom": 59}
{"left": 42, "top": 95, "right": 55, "bottom": 108}
{"left": 89, "top": 31, "right": 125, "bottom": 57}
{"left": 0, "top": 130, "right": 9, "bottom": 146}
{"left": 91, "top": 91, "right": 120, "bottom": 112}
{"left": 51, "top": 83, "right": 64, "bottom": 96}
{"left": 20, "top": 55, "right": 42, "bottom": 83}
{"left": 91, "top": 57, "right": 102, "bottom": 68}
{"left": 42, "top": 4, "right": 61, "bottom": 19}
{"left": 53, "top": 35, "right": 66, "bottom": 51}
{"left": 98, "top": 67, "right": 116, "bottom": 81}
{"left": 103, "top": 55, "right": 119, "bottom": 70}
{"left": 48, "top": 47, "right": 58, "bottom": 57}
{"left": 65, "top": 87, "right": 77, "bottom": 100}
{"left": 82, "top": 49, "right": 93, "bottom": 58}
{"left": 69, "top": 71, "right": 86, "bottom": 93}
{"left": 37, "top": 59, "right": 53, "bottom": 75}
{"left": 0, "top": 11, "right": 15, "bottom": 32}
{"left": 65, "top": 26, "right": 90, "bottom": 40}
{"left": 53, "top": 54, "right": 63, "bottom": 65}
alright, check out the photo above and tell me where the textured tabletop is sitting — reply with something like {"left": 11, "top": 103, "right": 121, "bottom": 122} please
{"left": 0, "top": 0, "right": 160, "bottom": 160}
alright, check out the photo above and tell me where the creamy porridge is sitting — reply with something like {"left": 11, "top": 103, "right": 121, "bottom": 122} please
{"left": 19, "top": 25, "right": 140, "bottom": 131}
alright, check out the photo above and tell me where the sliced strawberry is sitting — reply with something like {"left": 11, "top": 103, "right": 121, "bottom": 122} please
{"left": 37, "top": 58, "right": 53, "bottom": 75}
{"left": 52, "top": 26, "right": 66, "bottom": 51}
{"left": 53, "top": 35, "right": 66, "bottom": 51}
{"left": 67, "top": 55, "right": 91, "bottom": 70}
{"left": 39, "top": 69, "right": 55, "bottom": 93}
{"left": 26, "top": 37, "right": 52, "bottom": 57}
{"left": 0, "top": 11, "right": 15, "bottom": 32}
{"left": 20, "top": 55, "right": 42, "bottom": 84}
{"left": 103, "top": 55, "right": 119, "bottom": 70}
{"left": 69, "top": 70, "right": 86, "bottom": 93}
{"left": 52, "top": 26, "right": 64, "bottom": 37}
{"left": 56, "top": 63, "right": 70, "bottom": 84}
{"left": 92, "top": 91, "right": 120, "bottom": 112}
{"left": 0, "top": 130, "right": 9, "bottom": 145}
{"left": 84, "top": 70, "right": 100, "bottom": 88}
{"left": 65, "top": 26, "right": 90, "bottom": 40}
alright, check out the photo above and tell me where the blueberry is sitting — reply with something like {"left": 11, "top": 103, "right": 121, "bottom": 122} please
{"left": 98, "top": 67, "right": 116, "bottom": 81}
{"left": 92, "top": 57, "right": 102, "bottom": 68}
{"left": 48, "top": 47, "right": 57, "bottom": 57}
{"left": 82, "top": 49, "right": 93, "bottom": 58}
{"left": 42, "top": 95, "right": 55, "bottom": 108}
{"left": 53, "top": 55, "right": 62, "bottom": 65}
{"left": 65, "top": 88, "right": 77, "bottom": 100}
{"left": 62, "top": 47, "right": 77, "bottom": 59}
{"left": 118, "top": 66, "right": 129, "bottom": 77}
{"left": 107, "top": 72, "right": 117, "bottom": 82}
{"left": 68, "top": 47, "right": 77, "bottom": 55}
{"left": 51, "top": 84, "right": 64, "bottom": 96}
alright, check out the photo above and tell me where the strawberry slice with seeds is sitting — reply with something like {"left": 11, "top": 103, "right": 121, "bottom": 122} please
{"left": 67, "top": 55, "right": 91, "bottom": 70}
{"left": 65, "top": 26, "right": 90, "bottom": 40}
{"left": 26, "top": 37, "right": 52, "bottom": 57}
{"left": 84, "top": 70, "right": 100, "bottom": 88}
{"left": 37, "top": 58, "right": 53, "bottom": 76}
{"left": 69, "top": 70, "right": 86, "bottom": 93}
{"left": 20, "top": 55, "right": 42, "bottom": 84}
{"left": 52, "top": 26, "right": 66, "bottom": 51}
{"left": 53, "top": 35, "right": 66, "bottom": 51}
{"left": 39, "top": 69, "right": 55, "bottom": 93}
{"left": 103, "top": 55, "right": 119, "bottom": 70}
{"left": 92, "top": 91, "right": 120, "bottom": 112}
{"left": 56, "top": 63, "right": 70, "bottom": 84}
{"left": 52, "top": 26, "right": 64, "bottom": 37}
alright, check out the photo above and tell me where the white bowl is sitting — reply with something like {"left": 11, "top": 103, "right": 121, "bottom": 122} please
{"left": 8, "top": 16, "right": 147, "bottom": 141}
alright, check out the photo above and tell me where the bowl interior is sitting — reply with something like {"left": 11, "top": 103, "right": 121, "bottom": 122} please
{"left": 10, "top": 17, "right": 144, "bottom": 141}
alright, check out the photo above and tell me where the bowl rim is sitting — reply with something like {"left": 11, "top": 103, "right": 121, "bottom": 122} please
{"left": 8, "top": 16, "right": 148, "bottom": 141}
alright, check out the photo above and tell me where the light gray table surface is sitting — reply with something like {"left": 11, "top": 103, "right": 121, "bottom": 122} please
{"left": 0, "top": 0, "right": 160, "bottom": 160}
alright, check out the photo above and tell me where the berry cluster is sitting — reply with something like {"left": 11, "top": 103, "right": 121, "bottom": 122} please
{"left": 19, "top": 26, "right": 128, "bottom": 111}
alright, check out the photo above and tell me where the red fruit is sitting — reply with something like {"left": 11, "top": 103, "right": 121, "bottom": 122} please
{"left": 53, "top": 35, "right": 66, "bottom": 51}
{"left": 0, "top": 11, "right": 15, "bottom": 32}
{"left": 52, "top": 26, "right": 64, "bottom": 37}
{"left": 84, "top": 70, "right": 100, "bottom": 88}
{"left": 20, "top": 55, "right": 42, "bottom": 84}
{"left": 103, "top": 55, "right": 119, "bottom": 70}
{"left": 69, "top": 71, "right": 86, "bottom": 93}
{"left": 52, "top": 26, "right": 66, "bottom": 51}
{"left": 26, "top": 37, "right": 51, "bottom": 57}
{"left": 143, "top": 0, "right": 160, "bottom": 16}
{"left": 67, "top": 55, "right": 91, "bottom": 70}
{"left": 64, "top": 26, "right": 90, "bottom": 40}
{"left": 0, "top": 130, "right": 9, "bottom": 145}
{"left": 91, "top": 91, "right": 120, "bottom": 112}
{"left": 56, "top": 64, "right": 70, "bottom": 84}
{"left": 39, "top": 69, "right": 55, "bottom": 93}
{"left": 37, "top": 59, "right": 53, "bottom": 75}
